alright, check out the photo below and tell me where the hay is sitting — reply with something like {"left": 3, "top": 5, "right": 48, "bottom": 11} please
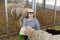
{"left": 0, "top": 2, "right": 19, "bottom": 35}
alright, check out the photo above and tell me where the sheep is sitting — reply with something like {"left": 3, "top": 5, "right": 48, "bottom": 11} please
{"left": 17, "top": 8, "right": 29, "bottom": 28}
{"left": 49, "top": 35, "right": 60, "bottom": 40}
{"left": 20, "top": 26, "right": 60, "bottom": 40}
{"left": 21, "top": 2, "right": 26, "bottom": 8}
{"left": 46, "top": 28, "right": 60, "bottom": 35}
{"left": 10, "top": 7, "right": 16, "bottom": 16}
{"left": 10, "top": 2, "right": 27, "bottom": 18}
{"left": 16, "top": 7, "right": 24, "bottom": 18}
{"left": 11, "top": 7, "right": 28, "bottom": 19}
{"left": 17, "top": 8, "right": 31, "bottom": 28}
{"left": 17, "top": 2, "right": 25, "bottom": 8}
{"left": 7, "top": 2, "right": 23, "bottom": 10}
{"left": 16, "top": 2, "right": 26, "bottom": 8}
{"left": 20, "top": 26, "right": 52, "bottom": 40}
{"left": 7, "top": 3, "right": 17, "bottom": 10}
{"left": 7, "top": 3, "right": 17, "bottom": 14}
{"left": 7, "top": 2, "right": 26, "bottom": 15}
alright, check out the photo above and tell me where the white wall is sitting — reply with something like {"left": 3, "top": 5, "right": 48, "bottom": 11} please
{"left": 28, "top": 0, "right": 60, "bottom": 11}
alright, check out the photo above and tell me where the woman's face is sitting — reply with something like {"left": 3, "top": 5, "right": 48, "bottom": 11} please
{"left": 28, "top": 13, "right": 34, "bottom": 18}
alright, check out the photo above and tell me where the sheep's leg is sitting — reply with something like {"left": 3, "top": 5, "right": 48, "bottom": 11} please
{"left": 11, "top": 8, "right": 16, "bottom": 16}
{"left": 17, "top": 11, "right": 25, "bottom": 27}
{"left": 16, "top": 8, "right": 21, "bottom": 19}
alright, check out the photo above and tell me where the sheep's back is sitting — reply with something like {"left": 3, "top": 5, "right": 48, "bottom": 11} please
{"left": 8, "top": 3, "right": 17, "bottom": 9}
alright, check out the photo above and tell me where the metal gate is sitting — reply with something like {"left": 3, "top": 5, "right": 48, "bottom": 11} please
{"left": 0, "top": 0, "right": 36, "bottom": 38}
{"left": 36, "top": 0, "right": 60, "bottom": 29}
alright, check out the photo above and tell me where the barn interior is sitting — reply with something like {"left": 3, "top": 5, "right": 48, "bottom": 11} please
{"left": 0, "top": 0, "right": 60, "bottom": 40}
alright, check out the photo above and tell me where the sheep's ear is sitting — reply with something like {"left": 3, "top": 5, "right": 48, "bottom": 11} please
{"left": 20, "top": 27, "right": 26, "bottom": 35}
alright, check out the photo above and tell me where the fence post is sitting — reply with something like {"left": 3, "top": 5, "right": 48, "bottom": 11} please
{"left": 5, "top": 0, "right": 9, "bottom": 35}
{"left": 32, "top": 0, "right": 36, "bottom": 17}
{"left": 53, "top": 0, "right": 57, "bottom": 25}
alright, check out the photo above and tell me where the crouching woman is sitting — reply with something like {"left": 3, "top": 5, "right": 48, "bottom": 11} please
{"left": 23, "top": 9, "right": 40, "bottom": 40}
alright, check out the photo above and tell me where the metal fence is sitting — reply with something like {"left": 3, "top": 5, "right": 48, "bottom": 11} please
{"left": 0, "top": 0, "right": 60, "bottom": 38}
{"left": 0, "top": 0, "right": 37, "bottom": 38}
{"left": 35, "top": 0, "right": 60, "bottom": 29}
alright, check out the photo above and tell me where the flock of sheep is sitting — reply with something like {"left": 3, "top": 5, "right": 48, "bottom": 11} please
{"left": 8, "top": 2, "right": 30, "bottom": 27}
{"left": 8, "top": 2, "right": 28, "bottom": 18}
{"left": 20, "top": 26, "right": 60, "bottom": 40}
{"left": 8, "top": 2, "right": 60, "bottom": 40}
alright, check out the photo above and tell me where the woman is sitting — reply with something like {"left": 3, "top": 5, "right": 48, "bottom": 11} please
{"left": 23, "top": 9, "right": 40, "bottom": 40}
{"left": 23, "top": 9, "right": 40, "bottom": 30}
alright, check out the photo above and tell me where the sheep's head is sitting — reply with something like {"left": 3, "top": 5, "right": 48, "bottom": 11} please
{"left": 21, "top": 2, "right": 26, "bottom": 8}
{"left": 20, "top": 26, "right": 35, "bottom": 35}
{"left": 22, "top": 2, "right": 26, "bottom": 6}
{"left": 17, "top": 3, "right": 23, "bottom": 7}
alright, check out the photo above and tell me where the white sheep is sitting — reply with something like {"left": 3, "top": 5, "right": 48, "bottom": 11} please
{"left": 49, "top": 35, "right": 60, "bottom": 40}
{"left": 17, "top": 2, "right": 25, "bottom": 8}
{"left": 7, "top": 3, "right": 17, "bottom": 10}
{"left": 20, "top": 26, "right": 60, "bottom": 40}
{"left": 17, "top": 8, "right": 29, "bottom": 28}
{"left": 10, "top": 2, "right": 27, "bottom": 18}
{"left": 8, "top": 2, "right": 25, "bottom": 15}
{"left": 7, "top": 3, "right": 17, "bottom": 14}
{"left": 17, "top": 8, "right": 31, "bottom": 28}
{"left": 7, "top": 2, "right": 23, "bottom": 10}
{"left": 21, "top": 2, "right": 26, "bottom": 8}
{"left": 16, "top": 7, "right": 24, "bottom": 18}
{"left": 10, "top": 7, "right": 16, "bottom": 16}
{"left": 11, "top": 7, "right": 28, "bottom": 19}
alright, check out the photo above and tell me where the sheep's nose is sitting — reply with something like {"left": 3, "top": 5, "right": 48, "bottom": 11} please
{"left": 20, "top": 28, "right": 26, "bottom": 35}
